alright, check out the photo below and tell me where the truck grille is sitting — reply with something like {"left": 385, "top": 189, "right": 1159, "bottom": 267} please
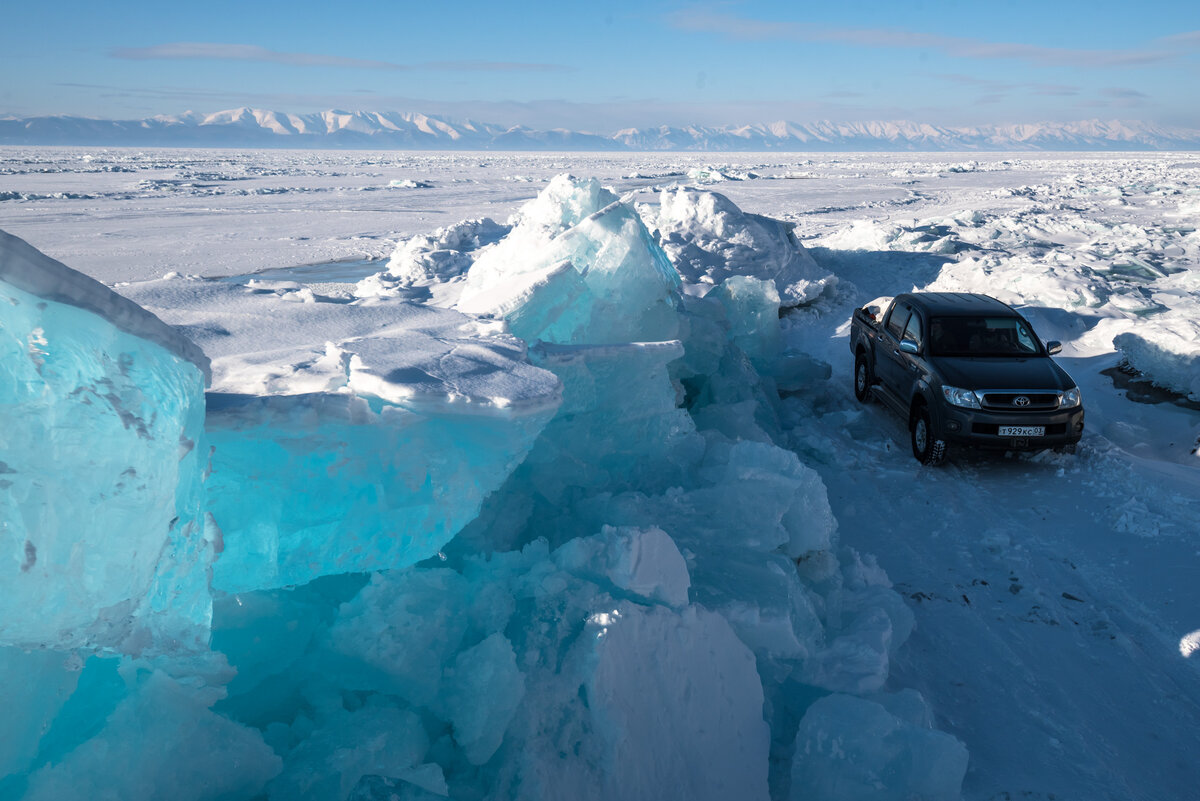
{"left": 978, "top": 391, "right": 1060, "bottom": 411}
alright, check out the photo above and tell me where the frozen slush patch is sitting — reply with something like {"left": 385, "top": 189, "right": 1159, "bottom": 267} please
{"left": 791, "top": 694, "right": 968, "bottom": 801}
{"left": 648, "top": 187, "right": 834, "bottom": 306}
{"left": 1180, "top": 630, "right": 1200, "bottom": 658}
{"left": 0, "top": 234, "right": 210, "bottom": 652}
{"left": 1114, "top": 329, "right": 1200, "bottom": 400}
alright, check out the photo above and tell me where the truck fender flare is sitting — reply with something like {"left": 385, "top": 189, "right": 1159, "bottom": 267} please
{"left": 910, "top": 384, "right": 939, "bottom": 428}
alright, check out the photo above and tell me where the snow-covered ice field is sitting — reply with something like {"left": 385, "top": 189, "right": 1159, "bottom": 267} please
{"left": 2, "top": 146, "right": 1199, "bottom": 801}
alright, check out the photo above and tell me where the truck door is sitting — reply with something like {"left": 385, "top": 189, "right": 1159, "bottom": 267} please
{"left": 897, "top": 310, "right": 925, "bottom": 396}
{"left": 875, "top": 302, "right": 911, "bottom": 396}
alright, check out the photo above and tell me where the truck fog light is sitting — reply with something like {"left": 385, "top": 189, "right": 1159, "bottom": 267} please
{"left": 947, "top": 420, "right": 961, "bottom": 432}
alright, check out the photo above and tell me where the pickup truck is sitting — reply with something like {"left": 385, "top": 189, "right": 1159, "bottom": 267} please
{"left": 850, "top": 292, "right": 1084, "bottom": 464}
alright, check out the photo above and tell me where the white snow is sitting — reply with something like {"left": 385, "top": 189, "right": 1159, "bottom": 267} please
{"left": 3, "top": 147, "right": 1200, "bottom": 801}
{"left": 1113, "top": 328, "right": 1200, "bottom": 399}
{"left": 646, "top": 186, "right": 835, "bottom": 305}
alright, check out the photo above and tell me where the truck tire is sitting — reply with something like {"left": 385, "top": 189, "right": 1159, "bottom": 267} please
{"left": 854, "top": 353, "right": 873, "bottom": 403}
{"left": 911, "top": 406, "right": 947, "bottom": 465}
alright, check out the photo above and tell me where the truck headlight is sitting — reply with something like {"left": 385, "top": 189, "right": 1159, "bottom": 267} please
{"left": 1059, "top": 387, "right": 1082, "bottom": 408}
{"left": 942, "top": 385, "right": 981, "bottom": 409}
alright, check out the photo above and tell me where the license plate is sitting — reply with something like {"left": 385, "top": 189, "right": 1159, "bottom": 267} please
{"left": 999, "top": 425, "right": 1044, "bottom": 437}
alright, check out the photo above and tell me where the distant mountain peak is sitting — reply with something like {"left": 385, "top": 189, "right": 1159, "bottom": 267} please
{"left": 2, "top": 109, "right": 1198, "bottom": 151}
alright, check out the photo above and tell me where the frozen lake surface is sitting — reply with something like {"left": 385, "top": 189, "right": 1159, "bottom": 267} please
{"left": 2, "top": 146, "right": 1199, "bottom": 801}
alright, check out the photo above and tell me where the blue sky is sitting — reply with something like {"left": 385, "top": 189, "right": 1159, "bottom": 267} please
{"left": 2, "top": 0, "right": 1198, "bottom": 129}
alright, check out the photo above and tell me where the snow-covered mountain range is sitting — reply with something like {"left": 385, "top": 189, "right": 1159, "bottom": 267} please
{"left": 2, "top": 108, "right": 1199, "bottom": 151}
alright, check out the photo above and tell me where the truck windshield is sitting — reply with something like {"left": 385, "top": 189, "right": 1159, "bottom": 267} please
{"left": 928, "top": 316, "right": 1042, "bottom": 357}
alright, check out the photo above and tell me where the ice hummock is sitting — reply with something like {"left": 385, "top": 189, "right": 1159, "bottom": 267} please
{"left": 643, "top": 187, "right": 836, "bottom": 307}
{"left": 458, "top": 175, "right": 681, "bottom": 345}
{"left": 4, "top": 175, "right": 966, "bottom": 801}
{"left": 0, "top": 229, "right": 211, "bottom": 652}
{"left": 120, "top": 276, "right": 562, "bottom": 592}
{"left": 356, "top": 217, "right": 510, "bottom": 297}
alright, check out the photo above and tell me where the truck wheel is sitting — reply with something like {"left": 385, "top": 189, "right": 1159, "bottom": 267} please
{"left": 854, "top": 353, "right": 873, "bottom": 403}
{"left": 911, "top": 407, "right": 947, "bottom": 465}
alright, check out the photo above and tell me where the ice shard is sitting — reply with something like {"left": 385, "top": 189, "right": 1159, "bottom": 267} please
{"left": 458, "top": 175, "right": 681, "bottom": 345}
{"left": 0, "top": 229, "right": 211, "bottom": 651}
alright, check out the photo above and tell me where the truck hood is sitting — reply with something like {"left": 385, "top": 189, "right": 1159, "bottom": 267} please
{"left": 930, "top": 356, "right": 1075, "bottom": 391}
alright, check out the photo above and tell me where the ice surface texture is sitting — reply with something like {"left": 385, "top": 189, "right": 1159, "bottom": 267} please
{"left": 2, "top": 176, "right": 962, "bottom": 801}
{"left": 122, "top": 276, "right": 562, "bottom": 592}
{"left": 0, "top": 230, "right": 211, "bottom": 652}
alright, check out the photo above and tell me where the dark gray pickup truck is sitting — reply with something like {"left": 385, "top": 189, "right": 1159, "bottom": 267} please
{"left": 850, "top": 292, "right": 1084, "bottom": 464}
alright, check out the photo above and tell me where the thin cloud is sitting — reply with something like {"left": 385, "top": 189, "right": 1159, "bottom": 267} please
{"left": 934, "top": 74, "right": 1080, "bottom": 97}
{"left": 936, "top": 74, "right": 1017, "bottom": 91}
{"left": 1101, "top": 87, "right": 1149, "bottom": 99}
{"left": 424, "top": 61, "right": 569, "bottom": 73}
{"left": 1160, "top": 30, "right": 1200, "bottom": 47}
{"left": 1031, "top": 84, "right": 1080, "bottom": 96}
{"left": 669, "top": 11, "right": 1171, "bottom": 68}
{"left": 112, "top": 43, "right": 408, "bottom": 70}
{"left": 111, "top": 43, "right": 569, "bottom": 73}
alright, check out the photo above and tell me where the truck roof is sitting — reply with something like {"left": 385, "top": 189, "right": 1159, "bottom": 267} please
{"left": 896, "top": 292, "right": 1018, "bottom": 317}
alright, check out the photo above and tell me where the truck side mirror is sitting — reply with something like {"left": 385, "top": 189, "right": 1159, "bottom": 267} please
{"left": 899, "top": 340, "right": 920, "bottom": 355}
{"left": 1045, "top": 341, "right": 1062, "bottom": 355}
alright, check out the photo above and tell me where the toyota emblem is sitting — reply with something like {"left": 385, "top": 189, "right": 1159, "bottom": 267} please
{"left": 1013, "top": 395, "right": 1030, "bottom": 407}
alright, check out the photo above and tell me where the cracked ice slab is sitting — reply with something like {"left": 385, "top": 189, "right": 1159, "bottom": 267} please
{"left": 0, "top": 229, "right": 210, "bottom": 651}
{"left": 121, "top": 276, "right": 562, "bottom": 592}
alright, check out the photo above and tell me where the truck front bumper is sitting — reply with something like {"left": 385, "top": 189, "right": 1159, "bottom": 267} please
{"left": 937, "top": 404, "right": 1085, "bottom": 451}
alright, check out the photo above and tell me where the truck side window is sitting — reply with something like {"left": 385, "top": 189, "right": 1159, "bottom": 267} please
{"left": 903, "top": 312, "right": 922, "bottom": 346}
{"left": 886, "top": 304, "right": 910, "bottom": 339}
